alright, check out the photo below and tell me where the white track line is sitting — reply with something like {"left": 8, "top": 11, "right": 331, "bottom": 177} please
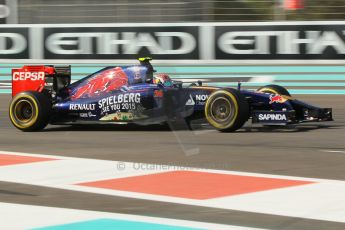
{"left": 321, "top": 150, "right": 345, "bottom": 154}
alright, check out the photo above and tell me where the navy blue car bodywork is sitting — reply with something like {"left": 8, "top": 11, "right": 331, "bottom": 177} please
{"left": 9, "top": 58, "right": 333, "bottom": 132}
{"left": 47, "top": 62, "right": 332, "bottom": 128}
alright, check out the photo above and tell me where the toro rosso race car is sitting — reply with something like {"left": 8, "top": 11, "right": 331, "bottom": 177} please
{"left": 9, "top": 58, "right": 332, "bottom": 132}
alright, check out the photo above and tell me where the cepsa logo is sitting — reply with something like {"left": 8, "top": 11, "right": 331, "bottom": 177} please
{"left": 12, "top": 72, "right": 45, "bottom": 81}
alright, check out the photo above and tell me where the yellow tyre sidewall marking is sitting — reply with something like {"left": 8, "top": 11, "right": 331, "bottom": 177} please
{"left": 190, "top": 86, "right": 218, "bottom": 91}
{"left": 10, "top": 94, "right": 39, "bottom": 129}
{"left": 205, "top": 90, "right": 239, "bottom": 129}
{"left": 258, "top": 88, "right": 293, "bottom": 99}
{"left": 258, "top": 88, "right": 279, "bottom": 95}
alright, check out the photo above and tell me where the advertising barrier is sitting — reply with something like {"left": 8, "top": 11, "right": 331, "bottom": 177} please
{"left": 0, "top": 22, "right": 344, "bottom": 95}
{"left": 0, "top": 22, "right": 345, "bottom": 62}
{"left": 0, "top": 0, "right": 17, "bottom": 24}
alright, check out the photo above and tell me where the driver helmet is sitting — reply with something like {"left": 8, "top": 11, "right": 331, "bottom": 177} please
{"left": 153, "top": 73, "right": 173, "bottom": 87}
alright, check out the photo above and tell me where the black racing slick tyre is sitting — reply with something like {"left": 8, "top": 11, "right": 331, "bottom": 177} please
{"left": 9, "top": 91, "right": 51, "bottom": 131}
{"left": 257, "top": 84, "right": 291, "bottom": 97}
{"left": 205, "top": 88, "right": 249, "bottom": 132}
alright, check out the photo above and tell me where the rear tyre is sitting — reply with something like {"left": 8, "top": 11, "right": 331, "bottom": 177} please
{"left": 205, "top": 88, "right": 249, "bottom": 132}
{"left": 9, "top": 91, "right": 51, "bottom": 131}
{"left": 257, "top": 84, "right": 291, "bottom": 96}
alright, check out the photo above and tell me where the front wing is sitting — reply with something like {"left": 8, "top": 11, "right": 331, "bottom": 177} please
{"left": 252, "top": 108, "right": 333, "bottom": 125}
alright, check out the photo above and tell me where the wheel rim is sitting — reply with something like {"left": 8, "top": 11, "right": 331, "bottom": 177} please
{"left": 209, "top": 97, "right": 235, "bottom": 125}
{"left": 13, "top": 99, "right": 36, "bottom": 125}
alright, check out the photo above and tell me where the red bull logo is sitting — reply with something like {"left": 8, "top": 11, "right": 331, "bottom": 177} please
{"left": 71, "top": 67, "right": 128, "bottom": 100}
{"left": 269, "top": 94, "right": 287, "bottom": 104}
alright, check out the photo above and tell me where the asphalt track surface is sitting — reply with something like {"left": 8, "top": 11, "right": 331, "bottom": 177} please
{"left": 0, "top": 94, "right": 345, "bottom": 229}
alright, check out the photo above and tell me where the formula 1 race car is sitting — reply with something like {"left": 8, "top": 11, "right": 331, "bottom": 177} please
{"left": 9, "top": 58, "right": 333, "bottom": 132}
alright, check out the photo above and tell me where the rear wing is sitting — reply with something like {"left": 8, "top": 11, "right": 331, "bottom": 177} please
{"left": 12, "top": 65, "right": 71, "bottom": 97}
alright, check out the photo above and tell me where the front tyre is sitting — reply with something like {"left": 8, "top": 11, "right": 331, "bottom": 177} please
{"left": 205, "top": 88, "right": 249, "bottom": 132}
{"left": 257, "top": 84, "right": 291, "bottom": 97}
{"left": 9, "top": 91, "right": 51, "bottom": 131}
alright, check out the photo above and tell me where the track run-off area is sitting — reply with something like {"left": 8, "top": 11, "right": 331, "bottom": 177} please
{"left": 0, "top": 92, "right": 344, "bottom": 229}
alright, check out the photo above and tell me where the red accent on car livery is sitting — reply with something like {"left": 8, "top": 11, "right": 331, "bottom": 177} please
{"left": 12, "top": 72, "right": 45, "bottom": 81}
{"left": 71, "top": 67, "right": 128, "bottom": 100}
{"left": 154, "top": 90, "right": 164, "bottom": 98}
{"left": 269, "top": 94, "right": 287, "bottom": 104}
{"left": 12, "top": 66, "right": 50, "bottom": 97}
